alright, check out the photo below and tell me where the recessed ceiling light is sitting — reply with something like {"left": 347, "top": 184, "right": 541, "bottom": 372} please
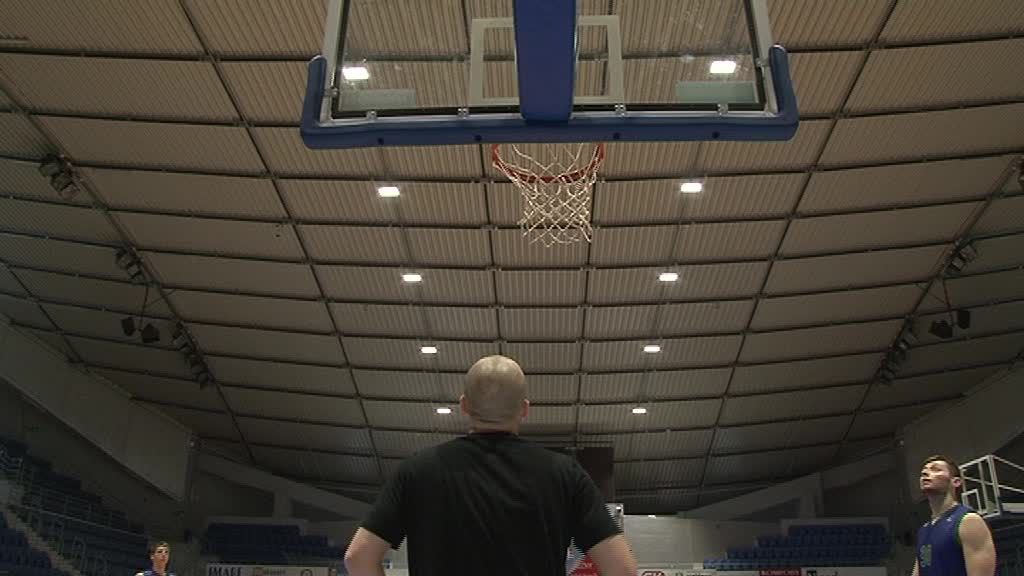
{"left": 632, "top": 407, "right": 648, "bottom": 415}
{"left": 377, "top": 185, "right": 400, "bottom": 197}
{"left": 648, "top": 514, "right": 657, "bottom": 518}
{"left": 342, "top": 66, "right": 370, "bottom": 81}
{"left": 658, "top": 272, "right": 679, "bottom": 282}
{"left": 436, "top": 407, "right": 452, "bottom": 415}
{"left": 420, "top": 346, "right": 438, "bottom": 355}
{"left": 643, "top": 344, "right": 661, "bottom": 353}
{"left": 709, "top": 60, "right": 737, "bottom": 75}
{"left": 680, "top": 181, "right": 703, "bottom": 194}
{"left": 402, "top": 273, "right": 422, "bottom": 283}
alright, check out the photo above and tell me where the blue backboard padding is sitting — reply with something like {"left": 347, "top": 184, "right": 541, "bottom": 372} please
{"left": 514, "top": 0, "right": 576, "bottom": 123}
{"left": 301, "top": 47, "right": 799, "bottom": 149}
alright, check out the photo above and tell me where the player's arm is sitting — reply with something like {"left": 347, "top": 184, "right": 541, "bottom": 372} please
{"left": 588, "top": 534, "right": 639, "bottom": 576}
{"left": 344, "top": 528, "right": 390, "bottom": 576}
{"left": 959, "top": 513, "right": 996, "bottom": 576}
{"left": 570, "top": 461, "right": 637, "bottom": 576}
{"left": 345, "top": 460, "right": 410, "bottom": 576}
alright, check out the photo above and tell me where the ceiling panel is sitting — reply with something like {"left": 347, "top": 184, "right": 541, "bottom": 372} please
{"left": 143, "top": 252, "right": 321, "bottom": 299}
{"left": 581, "top": 368, "right": 731, "bottom": 403}
{"left": 252, "top": 445, "right": 378, "bottom": 485}
{"left": 765, "top": 245, "right": 947, "bottom": 295}
{"left": 879, "top": 0, "right": 1024, "bottom": 43}
{"left": 788, "top": 51, "right": 862, "bottom": 116}
{"left": 837, "top": 436, "right": 893, "bottom": 463}
{"left": 519, "top": 405, "right": 576, "bottom": 435}
{"left": 0, "top": 54, "right": 236, "bottom": 122}
{"left": 206, "top": 356, "right": 356, "bottom": 396}
{"left": 299, "top": 225, "right": 407, "bottom": 264}
{"left": 93, "top": 368, "right": 222, "bottom": 411}
{"left": 171, "top": 290, "right": 333, "bottom": 333}
{"left": 582, "top": 335, "right": 743, "bottom": 372}
{"left": 384, "top": 146, "right": 481, "bottom": 180}
{"left": 0, "top": 197, "right": 120, "bottom": 244}
{"left": 0, "top": 267, "right": 27, "bottom": 296}
{"left": 0, "top": 113, "right": 50, "bottom": 157}
{"left": 673, "top": 221, "right": 788, "bottom": 263}
{"left": 713, "top": 414, "right": 854, "bottom": 454}
{"left": 342, "top": 337, "right": 498, "bottom": 371}
{"left": 0, "top": 293, "right": 52, "bottom": 329}
{"left": 864, "top": 366, "right": 1003, "bottom": 411}
{"left": 251, "top": 127, "right": 382, "bottom": 177}
{"left": 847, "top": 401, "right": 948, "bottom": 440}
{"left": 0, "top": 234, "right": 125, "bottom": 279}
{"left": 149, "top": 404, "right": 240, "bottom": 441}
{"left": 67, "top": 335, "right": 189, "bottom": 378}
{"left": 363, "top": 399, "right": 468, "bottom": 433}
{"left": 371, "top": 430, "right": 459, "bottom": 458}
{"left": 820, "top": 104, "right": 1024, "bottom": 168}
{"left": 752, "top": 285, "right": 921, "bottom": 331}
{"left": 615, "top": 458, "right": 704, "bottom": 490}
{"left": 13, "top": 269, "right": 173, "bottom": 316}
{"left": 935, "top": 269, "right": 1024, "bottom": 310}
{"left": 318, "top": 266, "right": 495, "bottom": 305}
{"left": 700, "top": 120, "right": 831, "bottom": 173}
{"left": 19, "top": 327, "right": 74, "bottom": 358}
{"left": 584, "top": 429, "right": 714, "bottom": 460}
{"left": 406, "top": 229, "right": 492, "bottom": 267}
{"left": 847, "top": 39, "right": 1024, "bottom": 114}
{"left": 116, "top": 212, "right": 304, "bottom": 260}
{"left": 184, "top": 0, "right": 325, "bottom": 57}
{"left": 352, "top": 369, "right": 460, "bottom": 402}
{"left": 237, "top": 416, "right": 373, "bottom": 455}
{"left": 600, "top": 142, "right": 699, "bottom": 179}
{"left": 332, "top": 303, "right": 498, "bottom": 340}
{"left": 223, "top": 387, "right": 365, "bottom": 426}
{"left": 705, "top": 444, "right": 837, "bottom": 485}
{"left": 500, "top": 307, "right": 583, "bottom": 341}
{"left": 915, "top": 301, "right": 1024, "bottom": 345}
{"left": 719, "top": 384, "right": 868, "bottom": 425}
{"left": 0, "top": 0, "right": 202, "bottom": 54}
{"left": 522, "top": 374, "right": 578, "bottom": 404}
{"left": 87, "top": 169, "right": 286, "bottom": 219}
{"left": 0, "top": 157, "right": 91, "bottom": 206}
{"left": 974, "top": 195, "right": 1024, "bottom": 236}
{"left": 780, "top": 203, "right": 980, "bottom": 257}
{"left": 588, "top": 263, "right": 770, "bottom": 304}
{"left": 219, "top": 60, "right": 307, "bottom": 124}
{"left": 504, "top": 342, "right": 582, "bottom": 373}
{"left": 496, "top": 270, "right": 586, "bottom": 306}
{"left": 769, "top": 0, "right": 891, "bottom": 49}
{"left": 900, "top": 332, "right": 1023, "bottom": 374}
{"left": 492, "top": 229, "right": 589, "bottom": 268}
{"left": 731, "top": 353, "right": 885, "bottom": 395}
{"left": 578, "top": 399, "right": 722, "bottom": 434}
{"left": 279, "top": 180, "right": 487, "bottom": 226}
{"left": 40, "top": 117, "right": 264, "bottom": 174}
{"left": 798, "top": 156, "right": 1012, "bottom": 215}
{"left": 966, "top": 234, "right": 1024, "bottom": 273}
{"left": 590, "top": 227, "right": 676, "bottom": 267}
{"left": 40, "top": 301, "right": 177, "bottom": 344}
{"left": 741, "top": 320, "right": 902, "bottom": 364}
{"left": 187, "top": 324, "right": 346, "bottom": 366}
{"left": 592, "top": 174, "right": 804, "bottom": 225}
{"left": 585, "top": 300, "right": 753, "bottom": 340}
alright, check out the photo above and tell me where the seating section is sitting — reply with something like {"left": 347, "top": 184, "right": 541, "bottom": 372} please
{"left": 0, "top": 514, "right": 68, "bottom": 576}
{"left": 703, "top": 523, "right": 890, "bottom": 570}
{"left": 203, "top": 523, "right": 343, "bottom": 565}
{"left": 1, "top": 437, "right": 149, "bottom": 576}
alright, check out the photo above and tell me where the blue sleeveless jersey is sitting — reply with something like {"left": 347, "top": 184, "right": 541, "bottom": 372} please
{"left": 917, "top": 503, "right": 974, "bottom": 576}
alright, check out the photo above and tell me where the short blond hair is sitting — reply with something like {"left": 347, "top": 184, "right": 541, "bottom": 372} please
{"left": 464, "top": 355, "right": 526, "bottom": 423}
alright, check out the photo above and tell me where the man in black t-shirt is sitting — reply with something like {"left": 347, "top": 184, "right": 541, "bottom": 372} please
{"left": 344, "top": 355, "right": 638, "bottom": 576}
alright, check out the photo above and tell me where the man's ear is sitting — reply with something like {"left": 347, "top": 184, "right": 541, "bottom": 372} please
{"left": 459, "top": 394, "right": 469, "bottom": 416}
{"left": 521, "top": 398, "right": 530, "bottom": 419}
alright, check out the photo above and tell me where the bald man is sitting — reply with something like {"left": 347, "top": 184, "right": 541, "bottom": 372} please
{"left": 345, "top": 355, "right": 637, "bottom": 576}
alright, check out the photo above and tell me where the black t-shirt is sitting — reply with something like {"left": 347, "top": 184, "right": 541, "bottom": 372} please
{"left": 362, "top": 431, "right": 621, "bottom": 576}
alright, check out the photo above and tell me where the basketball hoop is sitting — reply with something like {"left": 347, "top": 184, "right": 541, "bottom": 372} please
{"left": 492, "top": 142, "right": 606, "bottom": 246}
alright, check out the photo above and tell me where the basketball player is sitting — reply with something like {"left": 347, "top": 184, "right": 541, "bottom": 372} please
{"left": 912, "top": 455, "right": 996, "bottom": 576}
{"left": 136, "top": 541, "right": 174, "bottom": 576}
{"left": 344, "top": 355, "right": 638, "bottom": 576}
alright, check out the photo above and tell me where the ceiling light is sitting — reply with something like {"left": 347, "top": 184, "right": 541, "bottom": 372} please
{"left": 658, "top": 272, "right": 679, "bottom": 282}
{"left": 436, "top": 407, "right": 452, "bottom": 415}
{"left": 709, "top": 60, "right": 737, "bottom": 75}
{"left": 342, "top": 66, "right": 370, "bottom": 81}
{"left": 402, "top": 273, "right": 422, "bottom": 283}
{"left": 643, "top": 344, "right": 661, "bottom": 353}
{"left": 377, "top": 185, "right": 400, "bottom": 198}
{"left": 140, "top": 323, "right": 161, "bottom": 344}
{"left": 420, "top": 346, "right": 438, "bottom": 355}
{"left": 648, "top": 515, "right": 657, "bottom": 518}
{"left": 680, "top": 181, "right": 703, "bottom": 194}
{"left": 632, "top": 407, "right": 648, "bottom": 415}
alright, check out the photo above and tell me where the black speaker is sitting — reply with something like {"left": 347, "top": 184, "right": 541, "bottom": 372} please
{"left": 956, "top": 309, "right": 971, "bottom": 330}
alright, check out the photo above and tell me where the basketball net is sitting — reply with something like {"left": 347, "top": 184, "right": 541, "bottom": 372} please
{"left": 492, "top": 143, "right": 606, "bottom": 247}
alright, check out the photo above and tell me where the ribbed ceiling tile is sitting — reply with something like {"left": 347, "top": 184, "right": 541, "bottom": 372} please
{"left": 0, "top": 198, "right": 120, "bottom": 244}
{"left": 864, "top": 366, "right": 1002, "bottom": 411}
{"left": 503, "top": 341, "right": 581, "bottom": 373}
{"left": 706, "top": 444, "right": 836, "bottom": 485}
{"left": 0, "top": 0, "right": 202, "bottom": 55}
{"left": 0, "top": 54, "right": 236, "bottom": 122}
{"left": 789, "top": 51, "right": 862, "bottom": 116}
{"left": 40, "top": 302, "right": 176, "bottom": 343}
{"left": 0, "top": 293, "right": 52, "bottom": 329}
{"left": 252, "top": 127, "right": 382, "bottom": 177}
{"left": 333, "top": 303, "right": 498, "bottom": 340}
{"left": 492, "top": 229, "right": 589, "bottom": 268}
{"left": 206, "top": 356, "right": 356, "bottom": 396}
{"left": 237, "top": 417, "right": 373, "bottom": 454}
{"left": 363, "top": 399, "right": 468, "bottom": 433}
{"left": 799, "top": 156, "right": 1014, "bottom": 214}
{"left": 974, "top": 195, "right": 1024, "bottom": 236}
{"left": 585, "top": 300, "right": 753, "bottom": 340}
{"left": 838, "top": 437, "right": 893, "bottom": 463}
{"left": 94, "top": 368, "right": 222, "bottom": 412}
{"left": 720, "top": 384, "right": 867, "bottom": 426}
{"left": 0, "top": 267, "right": 27, "bottom": 296}
{"left": 219, "top": 61, "right": 307, "bottom": 124}
{"left": 0, "top": 157, "right": 91, "bottom": 206}
{"left": 589, "top": 262, "right": 769, "bottom": 304}
{"left": 184, "top": 0, "right": 325, "bottom": 57}
{"left": 318, "top": 266, "right": 495, "bottom": 305}
{"left": 880, "top": 0, "right": 1024, "bottom": 43}
{"left": 585, "top": 429, "right": 714, "bottom": 460}
{"left": 781, "top": 202, "right": 980, "bottom": 257}
{"left": 0, "top": 113, "right": 51, "bottom": 157}
{"left": 143, "top": 252, "right": 321, "bottom": 299}
{"left": 848, "top": 39, "right": 1024, "bottom": 114}
{"left": 752, "top": 285, "right": 920, "bottom": 331}
{"left": 582, "top": 335, "right": 742, "bottom": 372}
{"left": 299, "top": 225, "right": 408, "bottom": 264}
{"left": 280, "top": 181, "right": 487, "bottom": 226}
{"left": 933, "top": 269, "right": 1024, "bottom": 311}
{"left": 352, "top": 369, "right": 461, "bottom": 402}
{"left": 171, "top": 290, "right": 332, "bottom": 333}
{"left": 713, "top": 414, "right": 853, "bottom": 454}
{"left": 915, "top": 301, "right": 1024, "bottom": 344}
{"left": 496, "top": 270, "right": 586, "bottom": 306}
{"left": 187, "top": 323, "right": 346, "bottom": 366}
{"left": 371, "top": 430, "right": 459, "bottom": 458}
{"left": 820, "top": 104, "right": 1024, "bottom": 168}
{"left": 594, "top": 174, "right": 804, "bottom": 225}
{"left": 967, "top": 234, "right": 1024, "bottom": 273}
{"left": 522, "top": 374, "right": 578, "bottom": 404}
{"left": 847, "top": 402, "right": 947, "bottom": 440}
{"left": 900, "top": 332, "right": 1023, "bottom": 375}
{"left": 87, "top": 169, "right": 286, "bottom": 219}
{"left": 516, "top": 405, "right": 575, "bottom": 435}
{"left": 67, "top": 335, "right": 189, "bottom": 378}
{"left": 384, "top": 146, "right": 481, "bottom": 180}
{"left": 13, "top": 269, "right": 172, "bottom": 317}
{"left": 600, "top": 142, "right": 700, "bottom": 179}
{"left": 500, "top": 307, "right": 583, "bottom": 341}
{"left": 223, "top": 387, "right": 365, "bottom": 426}
{"left": 765, "top": 245, "right": 947, "bottom": 295}
{"left": 674, "top": 220, "right": 787, "bottom": 262}
{"left": 343, "top": 337, "right": 498, "bottom": 371}
{"left": 115, "top": 212, "right": 303, "bottom": 260}
{"left": 151, "top": 404, "right": 239, "bottom": 441}
{"left": 731, "top": 353, "right": 884, "bottom": 395}
{"left": 406, "top": 229, "right": 492, "bottom": 267}
{"left": 19, "top": 328, "right": 73, "bottom": 358}
{"left": 741, "top": 319, "right": 902, "bottom": 364}
{"left": 0, "top": 88, "right": 12, "bottom": 111}
{"left": 40, "top": 117, "right": 264, "bottom": 174}
{"left": 253, "top": 446, "right": 379, "bottom": 484}
{"left": 699, "top": 120, "right": 830, "bottom": 173}
{"left": 580, "top": 368, "right": 731, "bottom": 403}
{"left": 769, "top": 0, "right": 891, "bottom": 49}
{"left": 615, "top": 458, "right": 705, "bottom": 490}
{"left": 591, "top": 226, "right": 676, "bottom": 267}
{"left": 578, "top": 399, "right": 722, "bottom": 434}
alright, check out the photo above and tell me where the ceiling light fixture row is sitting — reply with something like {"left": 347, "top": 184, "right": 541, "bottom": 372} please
{"left": 38, "top": 155, "right": 81, "bottom": 200}
{"left": 173, "top": 324, "right": 213, "bottom": 389}
{"left": 879, "top": 325, "right": 917, "bottom": 385}
{"left": 943, "top": 242, "right": 978, "bottom": 277}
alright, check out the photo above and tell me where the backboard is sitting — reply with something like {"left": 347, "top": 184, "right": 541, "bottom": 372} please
{"left": 301, "top": 0, "right": 798, "bottom": 149}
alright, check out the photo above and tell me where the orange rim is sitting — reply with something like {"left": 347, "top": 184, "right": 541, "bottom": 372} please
{"left": 492, "top": 143, "right": 606, "bottom": 184}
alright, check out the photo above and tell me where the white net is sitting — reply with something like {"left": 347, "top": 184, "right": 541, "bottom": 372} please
{"left": 492, "top": 143, "right": 605, "bottom": 247}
